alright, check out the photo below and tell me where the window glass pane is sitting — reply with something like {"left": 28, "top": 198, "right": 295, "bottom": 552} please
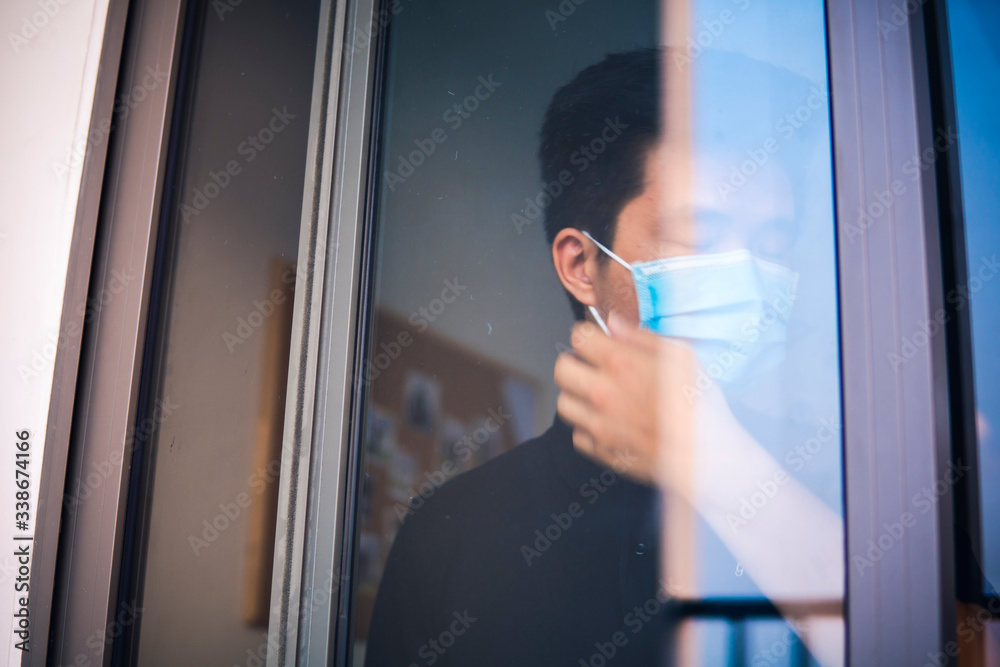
{"left": 117, "top": 1, "right": 321, "bottom": 664}
{"left": 354, "top": 1, "right": 844, "bottom": 665}
{"left": 946, "top": 0, "right": 1000, "bottom": 602}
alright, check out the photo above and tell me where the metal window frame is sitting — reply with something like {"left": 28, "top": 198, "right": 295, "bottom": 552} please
{"left": 32, "top": 0, "right": 362, "bottom": 663}
{"left": 265, "top": 0, "right": 379, "bottom": 664}
{"left": 827, "top": 0, "right": 958, "bottom": 662}
{"left": 26, "top": 0, "right": 187, "bottom": 665}
{"left": 40, "top": 0, "right": 362, "bottom": 662}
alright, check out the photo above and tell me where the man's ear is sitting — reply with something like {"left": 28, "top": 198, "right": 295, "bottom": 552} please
{"left": 552, "top": 228, "right": 599, "bottom": 309}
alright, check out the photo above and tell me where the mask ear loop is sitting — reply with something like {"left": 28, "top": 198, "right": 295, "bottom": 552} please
{"left": 581, "top": 230, "right": 632, "bottom": 335}
{"left": 581, "top": 230, "right": 633, "bottom": 270}
{"left": 588, "top": 306, "right": 610, "bottom": 335}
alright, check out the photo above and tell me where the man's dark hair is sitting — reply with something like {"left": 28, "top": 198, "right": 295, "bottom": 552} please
{"left": 539, "top": 48, "right": 661, "bottom": 321}
{"left": 539, "top": 48, "right": 826, "bottom": 321}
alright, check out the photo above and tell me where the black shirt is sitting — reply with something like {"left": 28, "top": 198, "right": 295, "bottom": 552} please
{"left": 365, "top": 415, "right": 664, "bottom": 666}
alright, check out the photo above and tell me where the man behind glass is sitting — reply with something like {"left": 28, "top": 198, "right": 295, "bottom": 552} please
{"left": 365, "top": 47, "right": 844, "bottom": 667}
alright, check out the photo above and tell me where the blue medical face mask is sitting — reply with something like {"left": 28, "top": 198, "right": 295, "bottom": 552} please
{"left": 581, "top": 230, "right": 799, "bottom": 388}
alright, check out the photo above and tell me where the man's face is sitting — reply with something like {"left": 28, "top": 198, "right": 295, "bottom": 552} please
{"left": 591, "top": 143, "right": 796, "bottom": 327}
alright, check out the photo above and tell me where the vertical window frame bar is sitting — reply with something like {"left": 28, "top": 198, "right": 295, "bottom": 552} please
{"left": 264, "top": 0, "right": 381, "bottom": 664}
{"left": 826, "top": 0, "right": 958, "bottom": 662}
{"left": 33, "top": 0, "right": 187, "bottom": 665}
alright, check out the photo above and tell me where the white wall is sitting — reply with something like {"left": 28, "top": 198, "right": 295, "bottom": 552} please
{"left": 0, "top": 0, "right": 111, "bottom": 662}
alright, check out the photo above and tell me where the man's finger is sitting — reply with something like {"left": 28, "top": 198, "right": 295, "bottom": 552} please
{"left": 607, "top": 312, "right": 659, "bottom": 354}
{"left": 570, "top": 320, "right": 606, "bottom": 350}
{"left": 554, "top": 352, "right": 601, "bottom": 402}
{"left": 556, "top": 391, "right": 598, "bottom": 438}
{"left": 570, "top": 321, "right": 619, "bottom": 368}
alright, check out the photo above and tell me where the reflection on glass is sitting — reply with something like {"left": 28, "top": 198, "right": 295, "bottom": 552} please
{"left": 353, "top": 1, "right": 843, "bottom": 665}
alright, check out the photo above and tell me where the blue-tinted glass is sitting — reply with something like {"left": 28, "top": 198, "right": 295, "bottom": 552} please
{"left": 946, "top": 0, "right": 1000, "bottom": 596}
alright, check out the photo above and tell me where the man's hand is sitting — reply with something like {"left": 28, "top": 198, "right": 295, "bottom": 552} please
{"left": 557, "top": 317, "right": 846, "bottom": 667}
{"left": 554, "top": 313, "right": 692, "bottom": 485}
